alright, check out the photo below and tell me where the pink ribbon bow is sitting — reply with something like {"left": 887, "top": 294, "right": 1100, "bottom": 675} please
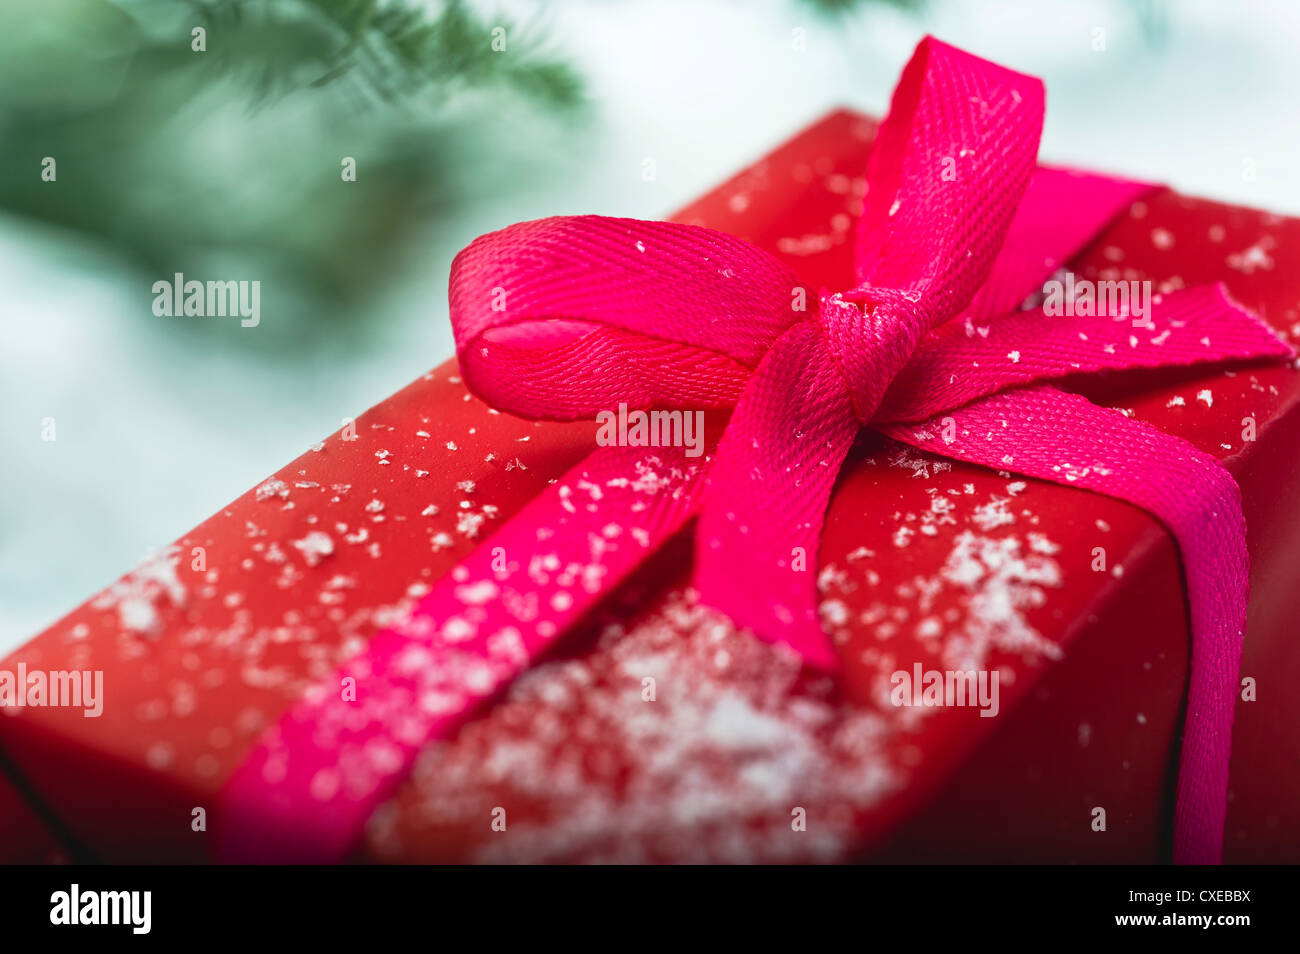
{"left": 220, "top": 36, "right": 1292, "bottom": 865}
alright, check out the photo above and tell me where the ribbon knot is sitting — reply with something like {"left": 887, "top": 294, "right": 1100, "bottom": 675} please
{"left": 818, "top": 286, "right": 932, "bottom": 421}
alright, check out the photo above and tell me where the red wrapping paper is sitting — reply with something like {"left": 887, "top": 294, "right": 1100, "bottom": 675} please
{"left": 2, "top": 109, "right": 1298, "bottom": 863}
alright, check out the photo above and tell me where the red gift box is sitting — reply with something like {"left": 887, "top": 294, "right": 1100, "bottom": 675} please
{"left": 2, "top": 105, "right": 1298, "bottom": 864}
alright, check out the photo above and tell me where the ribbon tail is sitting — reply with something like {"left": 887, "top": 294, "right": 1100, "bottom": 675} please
{"left": 695, "top": 321, "right": 860, "bottom": 671}
{"left": 882, "top": 385, "right": 1247, "bottom": 864}
{"left": 217, "top": 442, "right": 709, "bottom": 862}
{"left": 878, "top": 282, "right": 1295, "bottom": 425}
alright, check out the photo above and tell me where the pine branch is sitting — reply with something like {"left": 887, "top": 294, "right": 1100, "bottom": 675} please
{"left": 191, "top": 0, "right": 583, "bottom": 111}
{"left": 0, "top": 0, "right": 583, "bottom": 333}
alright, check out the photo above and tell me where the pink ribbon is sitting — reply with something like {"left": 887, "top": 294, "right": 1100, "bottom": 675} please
{"left": 219, "top": 37, "right": 1292, "bottom": 864}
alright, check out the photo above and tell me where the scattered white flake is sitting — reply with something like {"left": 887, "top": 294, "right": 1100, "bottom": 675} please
{"left": 119, "top": 599, "right": 161, "bottom": 634}
{"left": 887, "top": 447, "right": 951, "bottom": 479}
{"left": 292, "top": 531, "right": 335, "bottom": 567}
{"left": 779, "top": 235, "right": 835, "bottom": 256}
{"left": 455, "top": 581, "right": 500, "bottom": 605}
{"left": 457, "top": 508, "right": 493, "bottom": 539}
{"left": 910, "top": 616, "right": 940, "bottom": 638}
{"left": 971, "top": 496, "right": 1014, "bottom": 531}
{"left": 1007, "top": 350, "right": 1021, "bottom": 364}
{"left": 90, "top": 547, "right": 188, "bottom": 638}
{"left": 1026, "top": 532, "right": 1059, "bottom": 555}
{"left": 820, "top": 598, "right": 849, "bottom": 627}
{"left": 364, "top": 587, "right": 900, "bottom": 865}
{"left": 146, "top": 743, "right": 173, "bottom": 771}
{"left": 1196, "top": 389, "right": 1213, "bottom": 408}
{"left": 1051, "top": 460, "right": 1112, "bottom": 483}
{"left": 256, "top": 479, "right": 290, "bottom": 502}
{"left": 937, "top": 531, "right": 1064, "bottom": 667}
{"left": 1227, "top": 238, "right": 1275, "bottom": 274}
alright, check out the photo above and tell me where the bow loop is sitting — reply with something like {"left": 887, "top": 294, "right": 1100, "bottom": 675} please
{"left": 856, "top": 37, "right": 1045, "bottom": 323}
{"left": 448, "top": 215, "right": 806, "bottom": 421}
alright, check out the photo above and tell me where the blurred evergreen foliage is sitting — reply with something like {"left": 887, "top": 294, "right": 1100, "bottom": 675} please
{"left": 0, "top": 0, "right": 582, "bottom": 335}
{"left": 0, "top": 0, "right": 1166, "bottom": 343}
{"left": 800, "top": 0, "right": 926, "bottom": 15}
{"left": 199, "top": 0, "right": 582, "bottom": 107}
